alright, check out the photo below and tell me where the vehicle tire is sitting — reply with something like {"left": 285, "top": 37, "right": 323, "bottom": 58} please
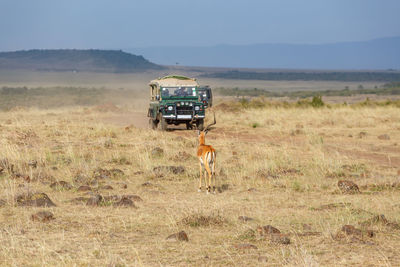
{"left": 158, "top": 116, "right": 168, "bottom": 131}
{"left": 196, "top": 119, "right": 204, "bottom": 131}
{"left": 149, "top": 118, "right": 158, "bottom": 130}
{"left": 186, "top": 122, "right": 193, "bottom": 130}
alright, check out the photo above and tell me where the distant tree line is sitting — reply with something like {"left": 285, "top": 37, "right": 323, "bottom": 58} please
{"left": 215, "top": 85, "right": 400, "bottom": 98}
{"left": 202, "top": 70, "right": 400, "bottom": 82}
{"left": 0, "top": 49, "right": 163, "bottom": 72}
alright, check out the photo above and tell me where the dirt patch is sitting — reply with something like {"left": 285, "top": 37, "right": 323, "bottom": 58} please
{"left": 257, "top": 225, "right": 281, "bottom": 236}
{"left": 50, "top": 181, "right": 73, "bottom": 191}
{"left": 312, "top": 202, "right": 352, "bottom": 211}
{"left": 16, "top": 192, "right": 56, "bottom": 207}
{"left": 99, "top": 185, "right": 113, "bottom": 190}
{"left": 71, "top": 194, "right": 139, "bottom": 208}
{"left": 166, "top": 231, "right": 189, "bottom": 242}
{"left": 112, "top": 196, "right": 135, "bottom": 207}
{"left": 334, "top": 225, "right": 374, "bottom": 242}
{"left": 77, "top": 185, "right": 92, "bottom": 192}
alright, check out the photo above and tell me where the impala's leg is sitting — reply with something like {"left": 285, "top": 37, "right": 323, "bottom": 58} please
{"left": 198, "top": 161, "right": 202, "bottom": 192}
{"left": 204, "top": 169, "right": 208, "bottom": 192}
{"left": 205, "top": 163, "right": 212, "bottom": 194}
{"left": 211, "top": 158, "right": 216, "bottom": 193}
{"left": 212, "top": 153, "right": 216, "bottom": 193}
{"left": 204, "top": 152, "right": 212, "bottom": 194}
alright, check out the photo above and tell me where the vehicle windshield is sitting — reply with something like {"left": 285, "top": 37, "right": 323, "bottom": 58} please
{"left": 161, "top": 87, "right": 197, "bottom": 98}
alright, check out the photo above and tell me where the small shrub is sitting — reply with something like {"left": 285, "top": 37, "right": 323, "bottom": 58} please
{"left": 238, "top": 97, "right": 249, "bottom": 108}
{"left": 296, "top": 99, "right": 311, "bottom": 108}
{"left": 238, "top": 229, "right": 256, "bottom": 241}
{"left": 180, "top": 213, "right": 226, "bottom": 227}
{"left": 311, "top": 95, "right": 324, "bottom": 108}
{"left": 110, "top": 156, "right": 131, "bottom": 165}
{"left": 292, "top": 180, "right": 304, "bottom": 192}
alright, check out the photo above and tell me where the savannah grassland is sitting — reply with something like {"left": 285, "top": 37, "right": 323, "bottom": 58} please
{"left": 0, "top": 74, "right": 400, "bottom": 266}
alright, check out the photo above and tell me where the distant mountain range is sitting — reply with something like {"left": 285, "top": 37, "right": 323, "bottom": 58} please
{"left": 127, "top": 36, "right": 400, "bottom": 70}
{"left": 0, "top": 49, "right": 162, "bottom": 72}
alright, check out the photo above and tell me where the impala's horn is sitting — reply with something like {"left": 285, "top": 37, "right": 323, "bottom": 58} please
{"left": 204, "top": 112, "right": 216, "bottom": 132}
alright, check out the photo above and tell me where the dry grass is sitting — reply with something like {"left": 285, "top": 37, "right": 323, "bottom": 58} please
{"left": 0, "top": 102, "right": 399, "bottom": 266}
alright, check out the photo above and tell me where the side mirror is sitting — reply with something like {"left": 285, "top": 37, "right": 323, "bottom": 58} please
{"left": 156, "top": 95, "right": 160, "bottom": 100}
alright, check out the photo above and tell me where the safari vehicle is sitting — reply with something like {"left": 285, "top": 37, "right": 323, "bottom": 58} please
{"left": 197, "top": 85, "right": 213, "bottom": 108}
{"left": 147, "top": 75, "right": 206, "bottom": 130}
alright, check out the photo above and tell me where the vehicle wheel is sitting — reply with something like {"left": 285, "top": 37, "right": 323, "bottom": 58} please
{"left": 158, "top": 116, "right": 168, "bottom": 131}
{"left": 196, "top": 119, "right": 204, "bottom": 131}
{"left": 186, "top": 122, "right": 193, "bottom": 130}
{"left": 149, "top": 118, "right": 158, "bottom": 130}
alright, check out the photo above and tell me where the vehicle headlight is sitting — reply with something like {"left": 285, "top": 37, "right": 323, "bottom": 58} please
{"left": 194, "top": 106, "right": 200, "bottom": 111}
{"left": 189, "top": 103, "right": 193, "bottom": 106}
{"left": 168, "top": 106, "right": 173, "bottom": 111}
{"left": 181, "top": 102, "right": 184, "bottom": 105}
{"left": 185, "top": 102, "right": 189, "bottom": 106}
{"left": 177, "top": 103, "right": 180, "bottom": 107}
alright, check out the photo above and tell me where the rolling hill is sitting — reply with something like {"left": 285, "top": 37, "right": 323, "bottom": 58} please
{"left": 127, "top": 36, "right": 400, "bottom": 70}
{"left": 0, "top": 49, "right": 163, "bottom": 72}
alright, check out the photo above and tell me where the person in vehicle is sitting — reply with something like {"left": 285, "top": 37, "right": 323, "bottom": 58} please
{"left": 174, "top": 87, "right": 186, "bottom": 96}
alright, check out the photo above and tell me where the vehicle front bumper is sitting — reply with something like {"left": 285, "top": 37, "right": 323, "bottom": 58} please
{"left": 162, "top": 114, "right": 205, "bottom": 120}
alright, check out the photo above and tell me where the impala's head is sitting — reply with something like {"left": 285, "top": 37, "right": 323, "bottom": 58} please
{"left": 197, "top": 130, "right": 206, "bottom": 144}
{"left": 197, "top": 112, "right": 216, "bottom": 143}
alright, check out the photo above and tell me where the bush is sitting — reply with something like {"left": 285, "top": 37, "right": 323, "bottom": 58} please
{"left": 311, "top": 95, "right": 324, "bottom": 108}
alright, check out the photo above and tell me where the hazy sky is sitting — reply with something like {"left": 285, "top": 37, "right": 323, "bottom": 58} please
{"left": 0, "top": 0, "right": 399, "bottom": 51}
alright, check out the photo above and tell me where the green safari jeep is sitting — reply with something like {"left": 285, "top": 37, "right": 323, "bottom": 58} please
{"left": 147, "top": 75, "right": 206, "bottom": 130}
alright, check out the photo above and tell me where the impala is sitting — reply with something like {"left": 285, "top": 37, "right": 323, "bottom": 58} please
{"left": 197, "top": 113, "right": 217, "bottom": 193}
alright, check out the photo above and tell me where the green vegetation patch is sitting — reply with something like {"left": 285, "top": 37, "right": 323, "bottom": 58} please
{"left": 215, "top": 84, "right": 400, "bottom": 99}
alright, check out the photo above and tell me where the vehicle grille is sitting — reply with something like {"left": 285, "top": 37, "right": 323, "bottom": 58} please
{"left": 176, "top": 106, "right": 193, "bottom": 115}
